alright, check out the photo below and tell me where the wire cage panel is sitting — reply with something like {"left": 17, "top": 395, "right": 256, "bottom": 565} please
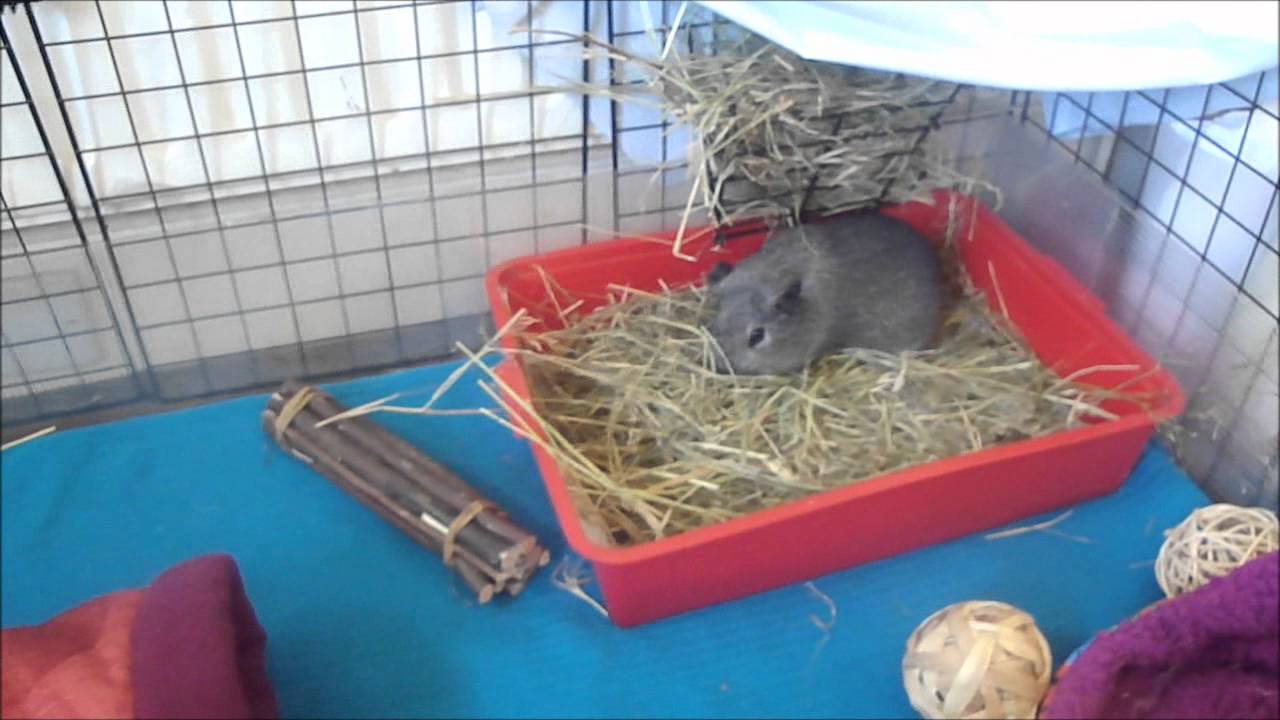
{"left": 1037, "top": 80, "right": 1277, "bottom": 509}
{"left": 952, "top": 77, "right": 1278, "bottom": 509}
{"left": 2, "top": 21, "right": 144, "bottom": 427}
{"left": 2, "top": 0, "right": 625, "bottom": 425}
{"left": 1, "top": 1, "right": 1275, "bottom": 512}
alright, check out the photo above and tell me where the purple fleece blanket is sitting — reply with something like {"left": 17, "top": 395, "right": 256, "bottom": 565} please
{"left": 1040, "top": 550, "right": 1279, "bottom": 719}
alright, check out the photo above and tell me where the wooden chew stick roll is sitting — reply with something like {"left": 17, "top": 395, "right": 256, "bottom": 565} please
{"left": 280, "top": 381, "right": 534, "bottom": 547}
{"left": 267, "top": 391, "right": 537, "bottom": 578}
{"left": 266, "top": 382, "right": 548, "bottom": 596}
{"left": 261, "top": 409, "right": 498, "bottom": 601}
{"left": 276, "top": 383, "right": 540, "bottom": 575}
{"left": 265, "top": 394, "right": 514, "bottom": 574}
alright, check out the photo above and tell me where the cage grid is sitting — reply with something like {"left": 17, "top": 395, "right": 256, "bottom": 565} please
{"left": 1020, "top": 79, "right": 1278, "bottom": 506}
{"left": 2, "top": 0, "right": 623, "bottom": 428}
{"left": 1, "top": 1, "right": 1275, "bottom": 509}
{"left": 605, "top": 0, "right": 721, "bottom": 235}
{"left": 2, "top": 21, "right": 145, "bottom": 423}
{"left": 700, "top": 76, "right": 964, "bottom": 229}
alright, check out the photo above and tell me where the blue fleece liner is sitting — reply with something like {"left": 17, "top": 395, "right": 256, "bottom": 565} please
{"left": 1, "top": 360, "right": 1208, "bottom": 718}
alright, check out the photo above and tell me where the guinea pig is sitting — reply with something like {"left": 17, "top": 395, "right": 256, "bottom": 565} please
{"left": 704, "top": 211, "right": 946, "bottom": 375}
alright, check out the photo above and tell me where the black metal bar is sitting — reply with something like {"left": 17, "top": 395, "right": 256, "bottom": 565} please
{"left": 467, "top": 0, "right": 493, "bottom": 294}
{"left": 225, "top": 0, "right": 308, "bottom": 373}
{"left": 38, "top": 2, "right": 419, "bottom": 46}
{"left": 287, "top": 0, "right": 353, "bottom": 338}
{"left": 578, "top": 0, "right": 590, "bottom": 246}
{"left": 5, "top": 14, "right": 150, "bottom": 401}
{"left": 524, "top": 0, "right": 541, "bottom": 250}
{"left": 63, "top": 86, "right": 587, "bottom": 154}
{"left": 80, "top": 1, "right": 214, "bottom": 389}
{"left": 351, "top": 1, "right": 406, "bottom": 361}
{"left": 158, "top": 0, "right": 261, "bottom": 379}
{"left": 409, "top": 0, "right": 449, "bottom": 326}
{"left": 795, "top": 114, "right": 845, "bottom": 222}
{"left": 0, "top": 328, "right": 48, "bottom": 419}
{"left": 77, "top": 130, "right": 587, "bottom": 206}
{"left": 606, "top": 0, "right": 620, "bottom": 234}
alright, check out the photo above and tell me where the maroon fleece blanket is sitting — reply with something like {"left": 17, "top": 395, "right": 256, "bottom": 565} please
{"left": 2, "top": 554, "right": 278, "bottom": 719}
{"left": 1040, "top": 550, "right": 1280, "bottom": 719}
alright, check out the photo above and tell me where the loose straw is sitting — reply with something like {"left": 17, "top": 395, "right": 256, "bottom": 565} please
{"left": 551, "top": 557, "right": 610, "bottom": 618}
{"left": 984, "top": 510, "right": 1093, "bottom": 544}
{"left": 1, "top": 425, "right": 57, "bottom": 452}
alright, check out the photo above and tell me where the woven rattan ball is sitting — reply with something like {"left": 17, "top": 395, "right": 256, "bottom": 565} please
{"left": 1154, "top": 503, "right": 1279, "bottom": 598}
{"left": 902, "top": 601, "right": 1052, "bottom": 720}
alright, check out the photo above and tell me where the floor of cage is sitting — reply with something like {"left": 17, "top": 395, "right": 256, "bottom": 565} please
{"left": 0, "top": 357, "right": 1211, "bottom": 717}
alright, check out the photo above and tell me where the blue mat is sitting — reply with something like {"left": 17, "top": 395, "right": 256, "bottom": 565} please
{"left": 2, "top": 361, "right": 1208, "bottom": 718}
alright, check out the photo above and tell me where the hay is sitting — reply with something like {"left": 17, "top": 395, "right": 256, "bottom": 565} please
{"left": 1, "top": 425, "right": 56, "bottom": 452}
{"left": 550, "top": 555, "right": 610, "bottom": 618}
{"left": 536, "top": 17, "right": 997, "bottom": 252}
{"left": 492, "top": 269, "right": 1155, "bottom": 548}
{"left": 984, "top": 510, "right": 1093, "bottom": 545}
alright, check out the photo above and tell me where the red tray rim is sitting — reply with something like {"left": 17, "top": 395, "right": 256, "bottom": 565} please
{"left": 483, "top": 192, "right": 1188, "bottom": 567}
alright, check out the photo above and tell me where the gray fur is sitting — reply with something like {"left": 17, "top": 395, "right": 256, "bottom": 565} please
{"left": 705, "top": 212, "right": 946, "bottom": 375}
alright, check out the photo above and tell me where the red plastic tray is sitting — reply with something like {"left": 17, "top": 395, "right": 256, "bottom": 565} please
{"left": 485, "top": 191, "right": 1185, "bottom": 627}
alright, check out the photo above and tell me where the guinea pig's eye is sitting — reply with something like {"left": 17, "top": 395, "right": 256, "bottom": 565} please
{"left": 748, "top": 327, "right": 766, "bottom": 348}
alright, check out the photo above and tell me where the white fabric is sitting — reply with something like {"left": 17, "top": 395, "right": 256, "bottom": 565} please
{"left": 694, "top": 1, "right": 1280, "bottom": 92}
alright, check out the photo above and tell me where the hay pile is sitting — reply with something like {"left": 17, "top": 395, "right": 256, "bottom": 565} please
{"left": 539, "top": 13, "right": 995, "bottom": 250}
{"left": 628, "top": 35, "right": 965, "bottom": 224}
{"left": 493, "top": 272, "right": 1144, "bottom": 548}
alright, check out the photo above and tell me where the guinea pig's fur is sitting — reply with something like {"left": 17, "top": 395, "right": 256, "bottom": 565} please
{"left": 704, "top": 211, "right": 946, "bottom": 375}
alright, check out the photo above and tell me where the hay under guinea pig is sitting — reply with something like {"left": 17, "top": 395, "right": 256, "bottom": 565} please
{"left": 496, "top": 274, "right": 1152, "bottom": 548}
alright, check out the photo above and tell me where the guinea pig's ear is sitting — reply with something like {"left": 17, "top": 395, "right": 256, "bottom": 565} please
{"left": 706, "top": 261, "right": 734, "bottom": 286}
{"left": 773, "top": 279, "right": 803, "bottom": 315}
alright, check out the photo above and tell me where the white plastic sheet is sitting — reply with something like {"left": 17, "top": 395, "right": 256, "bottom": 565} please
{"left": 694, "top": 1, "right": 1280, "bottom": 92}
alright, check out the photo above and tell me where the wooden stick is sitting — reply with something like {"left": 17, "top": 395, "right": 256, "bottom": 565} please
{"left": 271, "top": 388, "right": 539, "bottom": 575}
{"left": 264, "top": 381, "right": 550, "bottom": 599}
{"left": 259, "top": 409, "right": 499, "bottom": 589}
{"left": 454, "top": 556, "right": 496, "bottom": 603}
{"left": 287, "top": 382, "right": 507, "bottom": 514}
{"left": 261, "top": 410, "right": 502, "bottom": 589}
{"left": 266, "top": 394, "right": 515, "bottom": 571}
{"left": 293, "top": 386, "right": 509, "bottom": 521}
{"left": 280, "top": 383, "right": 538, "bottom": 554}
